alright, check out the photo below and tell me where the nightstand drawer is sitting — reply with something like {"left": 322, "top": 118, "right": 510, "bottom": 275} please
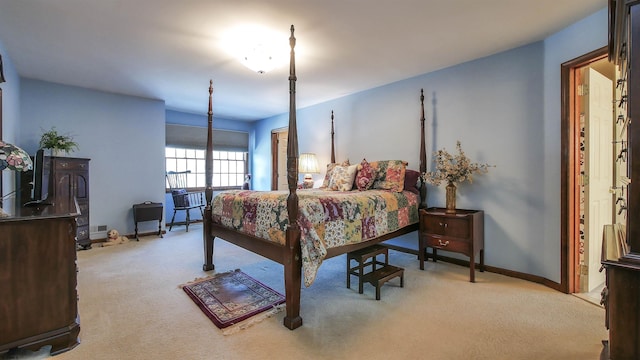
{"left": 422, "top": 215, "right": 470, "bottom": 238}
{"left": 426, "top": 235, "right": 471, "bottom": 254}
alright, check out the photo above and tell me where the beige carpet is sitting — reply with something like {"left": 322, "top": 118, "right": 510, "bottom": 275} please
{"left": 5, "top": 224, "right": 607, "bottom": 360}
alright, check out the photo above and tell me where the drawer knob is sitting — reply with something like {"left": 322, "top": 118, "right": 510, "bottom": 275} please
{"left": 438, "top": 239, "right": 450, "bottom": 247}
{"left": 439, "top": 222, "right": 448, "bottom": 227}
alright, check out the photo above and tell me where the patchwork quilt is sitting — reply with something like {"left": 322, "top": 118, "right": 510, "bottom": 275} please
{"left": 212, "top": 189, "right": 419, "bottom": 287}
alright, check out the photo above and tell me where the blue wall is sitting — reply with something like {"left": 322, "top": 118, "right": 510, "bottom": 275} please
{"left": 18, "top": 79, "right": 167, "bottom": 238}
{"left": 253, "top": 8, "right": 608, "bottom": 282}
{"left": 1, "top": 7, "right": 608, "bottom": 283}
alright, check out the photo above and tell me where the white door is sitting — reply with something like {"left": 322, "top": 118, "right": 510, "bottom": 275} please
{"left": 584, "top": 67, "right": 613, "bottom": 292}
{"left": 277, "top": 130, "right": 288, "bottom": 190}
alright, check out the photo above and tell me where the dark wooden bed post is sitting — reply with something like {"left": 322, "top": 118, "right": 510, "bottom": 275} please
{"left": 283, "top": 25, "right": 303, "bottom": 330}
{"left": 330, "top": 110, "right": 336, "bottom": 163}
{"left": 203, "top": 80, "right": 215, "bottom": 271}
{"left": 419, "top": 88, "right": 428, "bottom": 209}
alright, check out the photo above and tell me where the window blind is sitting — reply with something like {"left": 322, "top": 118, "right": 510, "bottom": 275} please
{"left": 165, "top": 124, "right": 248, "bottom": 152}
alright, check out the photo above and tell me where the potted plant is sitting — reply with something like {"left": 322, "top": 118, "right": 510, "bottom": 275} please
{"left": 39, "top": 127, "right": 79, "bottom": 156}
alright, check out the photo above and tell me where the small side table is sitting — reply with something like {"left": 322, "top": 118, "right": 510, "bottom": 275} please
{"left": 419, "top": 207, "right": 484, "bottom": 282}
{"left": 133, "top": 201, "right": 163, "bottom": 241}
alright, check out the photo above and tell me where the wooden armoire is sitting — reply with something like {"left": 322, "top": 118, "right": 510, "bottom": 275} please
{"left": 18, "top": 156, "right": 92, "bottom": 249}
{"left": 48, "top": 156, "right": 91, "bottom": 249}
{"left": 602, "top": 1, "right": 640, "bottom": 359}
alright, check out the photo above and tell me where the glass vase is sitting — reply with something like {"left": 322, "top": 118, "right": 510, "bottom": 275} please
{"left": 445, "top": 182, "right": 457, "bottom": 213}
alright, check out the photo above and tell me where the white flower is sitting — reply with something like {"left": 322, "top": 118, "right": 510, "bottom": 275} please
{"left": 423, "top": 141, "right": 492, "bottom": 186}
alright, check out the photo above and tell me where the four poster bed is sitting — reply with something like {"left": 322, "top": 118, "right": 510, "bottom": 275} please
{"left": 202, "top": 25, "right": 428, "bottom": 330}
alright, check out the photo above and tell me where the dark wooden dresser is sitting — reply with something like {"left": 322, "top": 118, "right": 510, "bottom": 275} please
{"left": 0, "top": 200, "right": 81, "bottom": 356}
{"left": 602, "top": 1, "right": 640, "bottom": 359}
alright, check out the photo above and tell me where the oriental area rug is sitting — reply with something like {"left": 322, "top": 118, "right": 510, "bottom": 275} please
{"left": 181, "top": 269, "right": 285, "bottom": 334}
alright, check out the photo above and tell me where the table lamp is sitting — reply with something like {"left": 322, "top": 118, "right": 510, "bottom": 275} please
{"left": 0, "top": 141, "right": 33, "bottom": 217}
{"left": 298, "top": 153, "right": 319, "bottom": 189}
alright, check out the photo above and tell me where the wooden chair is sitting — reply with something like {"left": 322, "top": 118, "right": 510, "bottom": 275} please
{"left": 165, "top": 171, "right": 205, "bottom": 232}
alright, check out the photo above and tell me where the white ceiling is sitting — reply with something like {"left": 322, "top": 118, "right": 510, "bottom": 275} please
{"left": 0, "top": 0, "right": 606, "bottom": 121}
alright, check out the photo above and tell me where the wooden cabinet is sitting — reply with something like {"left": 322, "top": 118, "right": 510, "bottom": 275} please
{"left": 0, "top": 202, "right": 80, "bottom": 356}
{"left": 418, "top": 207, "right": 484, "bottom": 282}
{"left": 49, "top": 157, "right": 90, "bottom": 249}
{"left": 602, "top": 262, "right": 640, "bottom": 359}
{"left": 603, "top": 1, "right": 640, "bottom": 359}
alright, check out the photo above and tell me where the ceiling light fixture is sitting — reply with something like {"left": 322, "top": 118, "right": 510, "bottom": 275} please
{"left": 241, "top": 43, "right": 276, "bottom": 74}
{"left": 222, "top": 25, "right": 288, "bottom": 74}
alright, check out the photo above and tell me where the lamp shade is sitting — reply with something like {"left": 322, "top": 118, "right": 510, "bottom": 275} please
{"left": 0, "top": 141, "right": 33, "bottom": 171}
{"left": 299, "top": 153, "right": 320, "bottom": 174}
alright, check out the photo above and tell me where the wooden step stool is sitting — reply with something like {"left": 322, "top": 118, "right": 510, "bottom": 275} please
{"left": 347, "top": 244, "right": 404, "bottom": 300}
{"left": 362, "top": 265, "right": 404, "bottom": 300}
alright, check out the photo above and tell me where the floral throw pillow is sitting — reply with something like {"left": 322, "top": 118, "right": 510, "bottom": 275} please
{"left": 328, "top": 164, "right": 358, "bottom": 191}
{"left": 320, "top": 159, "right": 350, "bottom": 189}
{"left": 370, "top": 160, "right": 407, "bottom": 192}
{"left": 355, "top": 159, "right": 376, "bottom": 191}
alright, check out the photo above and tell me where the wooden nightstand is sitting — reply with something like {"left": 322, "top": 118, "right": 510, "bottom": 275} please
{"left": 419, "top": 207, "right": 484, "bottom": 282}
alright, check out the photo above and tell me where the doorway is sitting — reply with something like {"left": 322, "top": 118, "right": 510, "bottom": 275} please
{"left": 561, "top": 47, "right": 618, "bottom": 299}
{"left": 271, "top": 128, "right": 288, "bottom": 190}
{"left": 0, "top": 88, "right": 3, "bottom": 204}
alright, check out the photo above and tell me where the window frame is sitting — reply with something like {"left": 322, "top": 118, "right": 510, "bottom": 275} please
{"left": 165, "top": 146, "right": 248, "bottom": 192}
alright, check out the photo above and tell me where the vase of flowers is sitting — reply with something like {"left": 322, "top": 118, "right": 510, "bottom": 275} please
{"left": 39, "top": 127, "right": 79, "bottom": 156}
{"left": 445, "top": 182, "right": 457, "bottom": 213}
{"left": 423, "top": 141, "right": 492, "bottom": 213}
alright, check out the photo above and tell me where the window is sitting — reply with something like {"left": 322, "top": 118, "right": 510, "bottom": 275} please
{"left": 165, "top": 124, "right": 249, "bottom": 190}
{"left": 165, "top": 147, "right": 247, "bottom": 190}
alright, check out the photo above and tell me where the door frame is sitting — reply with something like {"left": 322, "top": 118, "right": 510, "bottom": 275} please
{"left": 270, "top": 127, "right": 288, "bottom": 191}
{"left": 561, "top": 46, "right": 609, "bottom": 294}
{"left": 0, "top": 88, "right": 3, "bottom": 204}
{"left": 271, "top": 132, "right": 277, "bottom": 190}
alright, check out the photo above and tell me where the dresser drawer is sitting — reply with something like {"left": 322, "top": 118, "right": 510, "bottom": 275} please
{"left": 54, "top": 159, "right": 89, "bottom": 171}
{"left": 77, "top": 225, "right": 89, "bottom": 241}
{"left": 426, "top": 234, "right": 471, "bottom": 254}
{"left": 76, "top": 214, "right": 89, "bottom": 227}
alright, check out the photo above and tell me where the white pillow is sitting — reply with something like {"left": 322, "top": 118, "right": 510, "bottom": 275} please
{"left": 328, "top": 164, "right": 358, "bottom": 191}
{"left": 320, "top": 160, "right": 350, "bottom": 189}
